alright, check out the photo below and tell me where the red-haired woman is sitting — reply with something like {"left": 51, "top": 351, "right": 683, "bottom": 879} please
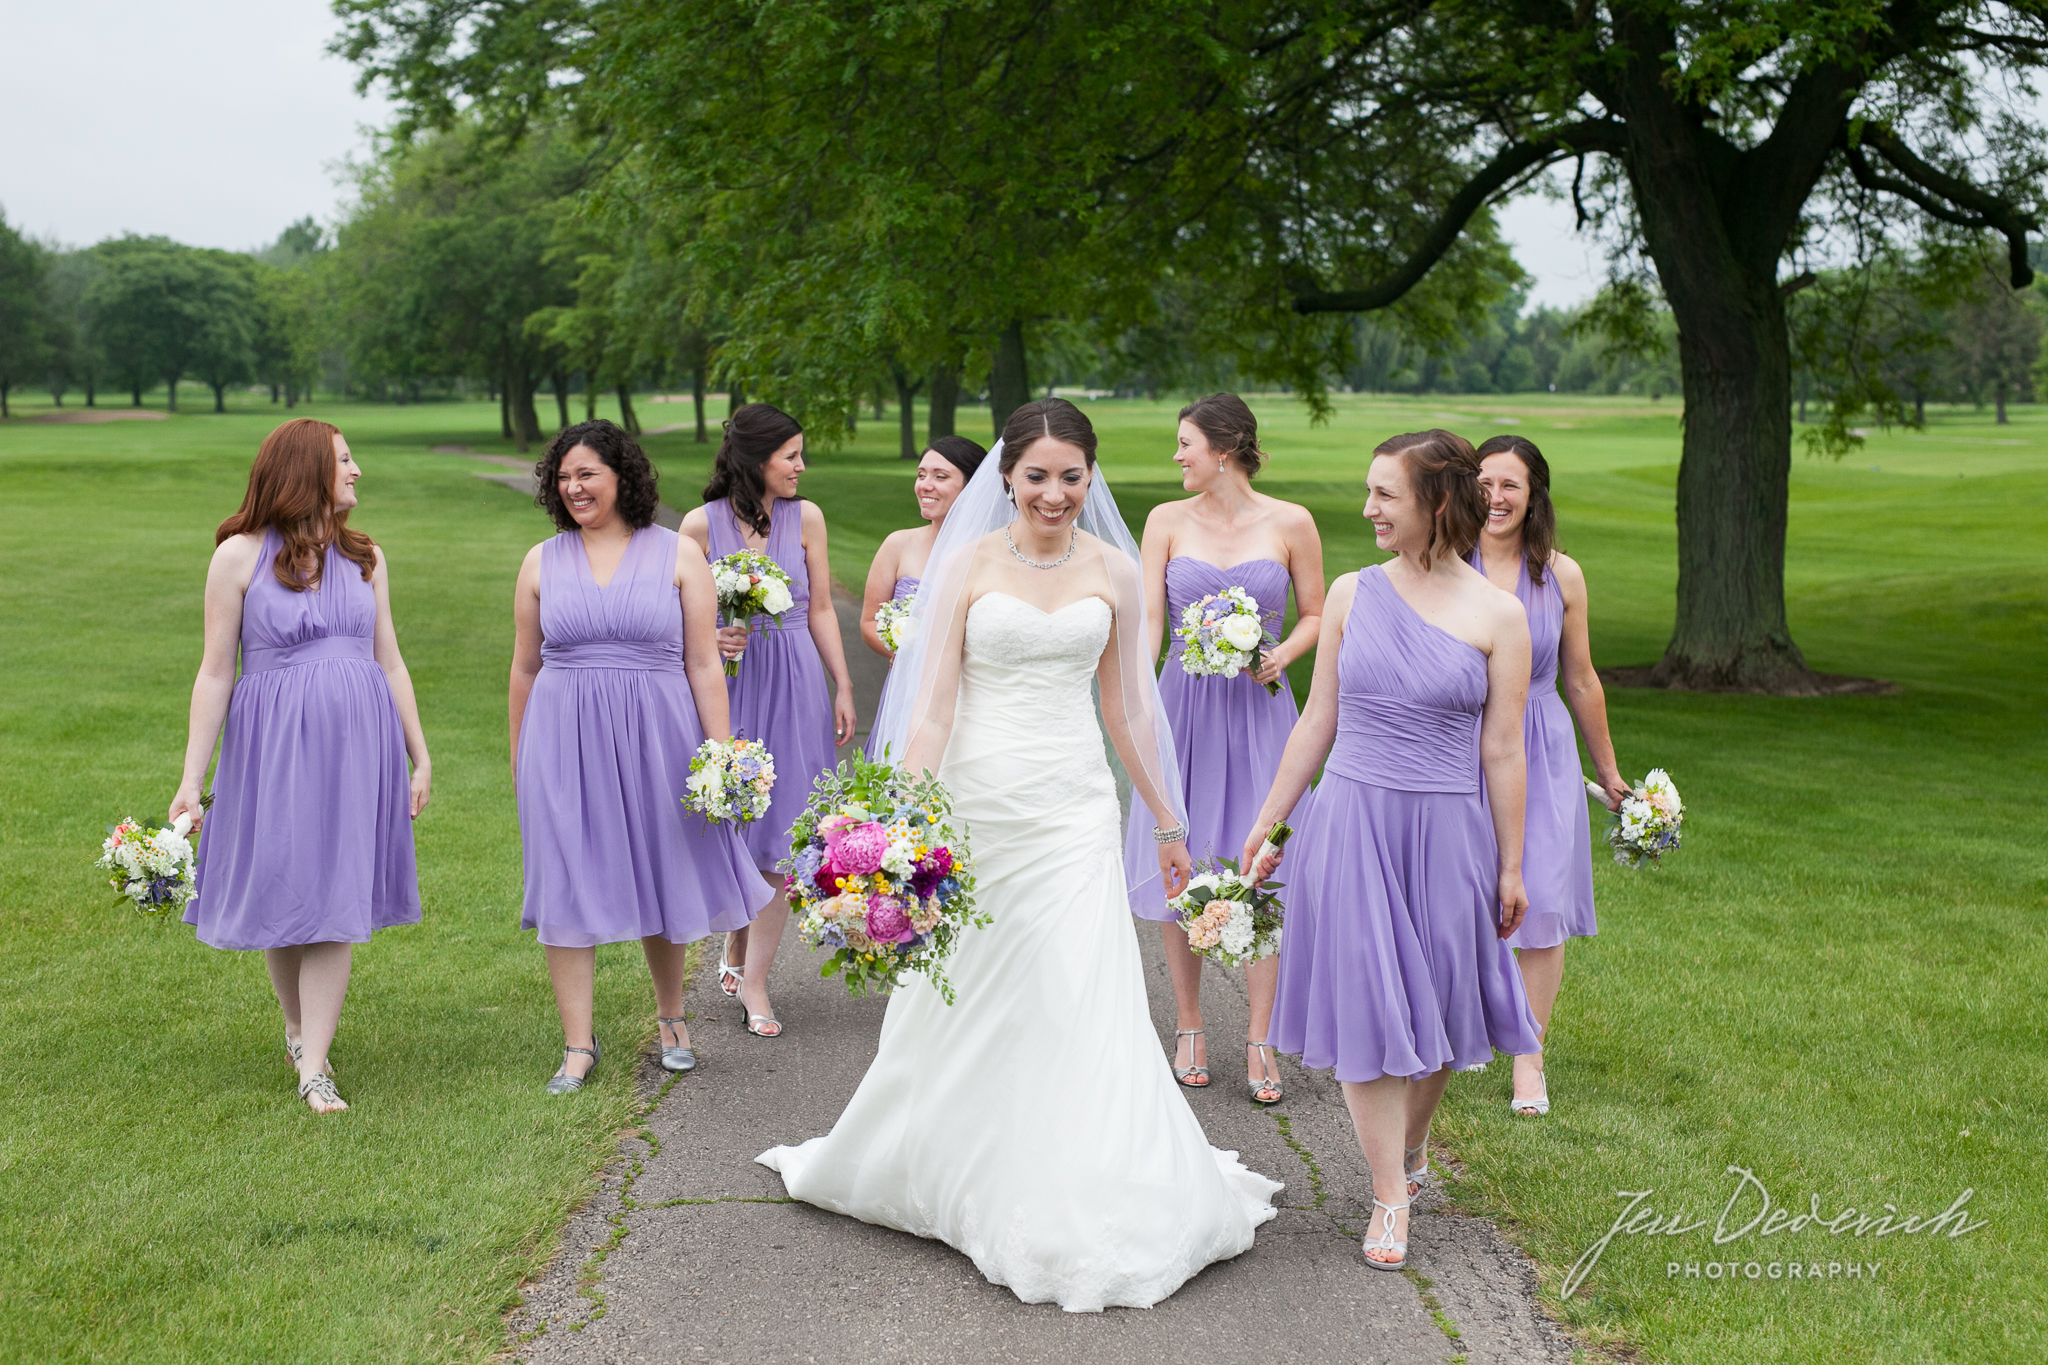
{"left": 170, "top": 419, "right": 431, "bottom": 1115}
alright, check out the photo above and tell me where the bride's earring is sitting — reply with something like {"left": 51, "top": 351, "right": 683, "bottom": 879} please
{"left": 1004, "top": 484, "right": 1016, "bottom": 506}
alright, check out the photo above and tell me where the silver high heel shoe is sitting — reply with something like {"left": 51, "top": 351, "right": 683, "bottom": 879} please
{"left": 657, "top": 1016, "right": 697, "bottom": 1073}
{"left": 1362, "top": 1195, "right": 1410, "bottom": 1271}
{"left": 545, "top": 1039, "right": 601, "bottom": 1095}
{"left": 1405, "top": 1136, "right": 1431, "bottom": 1196}
{"left": 1246, "top": 1042, "right": 1283, "bottom": 1105}
{"left": 1172, "top": 1028, "right": 1210, "bottom": 1088}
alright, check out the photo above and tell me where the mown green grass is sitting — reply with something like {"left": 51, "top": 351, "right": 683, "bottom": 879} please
{"left": 3, "top": 388, "right": 2042, "bottom": 1362}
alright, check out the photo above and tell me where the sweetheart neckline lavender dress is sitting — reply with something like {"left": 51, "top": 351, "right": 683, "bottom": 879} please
{"left": 862, "top": 573, "right": 919, "bottom": 762}
{"left": 704, "top": 497, "right": 838, "bottom": 870}
{"left": 1125, "top": 556, "right": 1311, "bottom": 916}
{"left": 517, "top": 526, "right": 771, "bottom": 946}
{"left": 1268, "top": 566, "right": 1540, "bottom": 1080}
{"left": 186, "top": 528, "right": 419, "bottom": 949}
{"left": 1471, "top": 552, "right": 1597, "bottom": 951}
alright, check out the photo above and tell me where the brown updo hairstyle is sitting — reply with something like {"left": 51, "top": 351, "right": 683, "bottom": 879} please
{"left": 535, "top": 419, "right": 661, "bottom": 532}
{"left": 1474, "top": 433, "right": 1556, "bottom": 585}
{"left": 998, "top": 398, "right": 1097, "bottom": 487}
{"left": 1178, "top": 392, "right": 1265, "bottom": 476}
{"left": 704, "top": 402, "right": 804, "bottom": 536}
{"left": 925, "top": 434, "right": 988, "bottom": 481}
{"left": 1372, "top": 428, "right": 1486, "bottom": 570}
{"left": 216, "top": 417, "right": 377, "bottom": 591}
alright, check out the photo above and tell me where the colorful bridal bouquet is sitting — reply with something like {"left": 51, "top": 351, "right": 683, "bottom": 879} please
{"left": 710, "top": 550, "right": 796, "bottom": 676}
{"left": 1168, "top": 856, "right": 1284, "bottom": 968}
{"left": 97, "top": 813, "right": 198, "bottom": 915}
{"left": 873, "top": 597, "right": 916, "bottom": 654}
{"left": 683, "top": 737, "right": 776, "bottom": 825}
{"left": 781, "top": 753, "right": 982, "bottom": 1003}
{"left": 1176, "top": 587, "right": 1281, "bottom": 695}
{"left": 1587, "top": 769, "right": 1684, "bottom": 868}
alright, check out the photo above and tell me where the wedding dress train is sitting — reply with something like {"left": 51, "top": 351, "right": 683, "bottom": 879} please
{"left": 759, "top": 592, "right": 1281, "bottom": 1311}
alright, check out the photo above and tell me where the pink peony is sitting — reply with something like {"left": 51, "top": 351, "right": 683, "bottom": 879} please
{"left": 830, "top": 822, "right": 889, "bottom": 875}
{"left": 864, "top": 894, "right": 916, "bottom": 945}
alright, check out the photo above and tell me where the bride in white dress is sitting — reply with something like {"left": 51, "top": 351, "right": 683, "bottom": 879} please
{"left": 759, "top": 399, "right": 1281, "bottom": 1312}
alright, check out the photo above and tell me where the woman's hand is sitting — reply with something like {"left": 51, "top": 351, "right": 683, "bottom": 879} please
{"left": 1158, "top": 837, "right": 1193, "bottom": 899}
{"left": 1241, "top": 821, "right": 1284, "bottom": 883}
{"left": 168, "top": 783, "right": 206, "bottom": 835}
{"left": 832, "top": 686, "right": 857, "bottom": 747}
{"left": 409, "top": 758, "right": 433, "bottom": 819}
{"left": 1496, "top": 869, "right": 1529, "bottom": 939}
{"left": 1595, "top": 770, "right": 1630, "bottom": 812}
{"left": 1251, "top": 647, "right": 1289, "bottom": 690}
{"left": 717, "top": 623, "right": 750, "bottom": 659}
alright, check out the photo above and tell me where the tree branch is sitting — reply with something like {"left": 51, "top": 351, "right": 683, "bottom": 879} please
{"left": 1852, "top": 127, "right": 2042, "bottom": 287}
{"left": 1292, "top": 120, "right": 1624, "bottom": 313}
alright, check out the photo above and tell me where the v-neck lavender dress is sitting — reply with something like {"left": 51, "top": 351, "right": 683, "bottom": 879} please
{"left": 1125, "top": 556, "right": 1311, "bottom": 917}
{"left": 1268, "top": 567, "right": 1540, "bottom": 1081}
{"left": 517, "top": 526, "right": 771, "bottom": 947}
{"left": 704, "top": 498, "right": 838, "bottom": 870}
{"left": 187, "top": 528, "right": 419, "bottom": 949}
{"left": 864, "top": 574, "right": 919, "bottom": 762}
{"left": 1471, "top": 552, "right": 1597, "bottom": 951}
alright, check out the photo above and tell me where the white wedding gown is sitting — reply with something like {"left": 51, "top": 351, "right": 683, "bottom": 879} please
{"left": 759, "top": 593, "right": 1281, "bottom": 1312}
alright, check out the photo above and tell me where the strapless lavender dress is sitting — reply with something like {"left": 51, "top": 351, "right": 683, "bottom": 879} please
{"left": 187, "top": 528, "right": 419, "bottom": 949}
{"left": 517, "top": 527, "right": 770, "bottom": 947}
{"left": 1472, "top": 552, "right": 1596, "bottom": 951}
{"left": 1126, "top": 557, "right": 1310, "bottom": 917}
{"left": 1269, "top": 567, "right": 1540, "bottom": 1081}
{"left": 704, "top": 497, "right": 838, "bottom": 870}
{"left": 864, "top": 574, "right": 919, "bottom": 762}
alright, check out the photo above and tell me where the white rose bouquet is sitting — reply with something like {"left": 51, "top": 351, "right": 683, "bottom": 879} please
{"left": 1175, "top": 587, "right": 1281, "bottom": 695}
{"left": 710, "top": 550, "right": 797, "bottom": 677}
{"left": 97, "top": 813, "right": 198, "bottom": 915}
{"left": 873, "top": 597, "right": 916, "bottom": 654}
{"left": 1588, "top": 768, "right": 1684, "bottom": 868}
{"left": 1167, "top": 856, "right": 1284, "bottom": 968}
{"left": 683, "top": 737, "right": 777, "bottom": 824}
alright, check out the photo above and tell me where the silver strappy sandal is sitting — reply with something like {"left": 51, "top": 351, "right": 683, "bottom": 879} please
{"left": 1405, "top": 1137, "right": 1431, "bottom": 1196}
{"left": 545, "top": 1039, "right": 601, "bottom": 1095}
{"left": 297, "top": 1071, "right": 347, "bottom": 1113}
{"left": 657, "top": 1016, "right": 697, "bottom": 1073}
{"left": 1362, "top": 1195, "right": 1410, "bottom": 1271}
{"left": 1173, "top": 1028, "right": 1210, "bottom": 1088}
{"left": 717, "top": 959, "right": 744, "bottom": 998}
{"left": 1246, "top": 1042, "right": 1283, "bottom": 1105}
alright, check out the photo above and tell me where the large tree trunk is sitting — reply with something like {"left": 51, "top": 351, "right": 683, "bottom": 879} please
{"left": 727, "top": 378, "right": 747, "bottom": 415}
{"left": 131, "top": 383, "right": 142, "bottom": 407}
{"left": 511, "top": 373, "right": 545, "bottom": 452}
{"left": 1, "top": 380, "right": 10, "bottom": 419}
{"left": 692, "top": 359, "right": 708, "bottom": 442}
{"left": 989, "top": 322, "right": 1029, "bottom": 438}
{"left": 85, "top": 375, "right": 95, "bottom": 407}
{"left": 928, "top": 361, "right": 959, "bottom": 442}
{"left": 1995, "top": 380, "right": 2009, "bottom": 425}
{"left": 165, "top": 375, "right": 179, "bottom": 412}
{"left": 500, "top": 377, "right": 514, "bottom": 440}
{"left": 212, "top": 381, "right": 227, "bottom": 413}
{"left": 892, "top": 364, "right": 923, "bottom": 458}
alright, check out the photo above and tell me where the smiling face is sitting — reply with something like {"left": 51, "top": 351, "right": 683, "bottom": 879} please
{"left": 1007, "top": 437, "right": 1092, "bottom": 533}
{"left": 1478, "top": 451, "right": 1531, "bottom": 541}
{"left": 914, "top": 449, "right": 969, "bottom": 524}
{"left": 761, "top": 434, "right": 805, "bottom": 500}
{"left": 1173, "top": 419, "right": 1223, "bottom": 492}
{"left": 1364, "top": 452, "right": 1432, "bottom": 557}
{"left": 331, "top": 434, "right": 360, "bottom": 511}
{"left": 557, "top": 444, "right": 620, "bottom": 529}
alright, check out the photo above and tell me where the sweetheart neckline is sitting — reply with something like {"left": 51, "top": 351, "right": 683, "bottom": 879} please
{"left": 975, "top": 590, "right": 1113, "bottom": 619}
{"left": 1166, "top": 555, "right": 1286, "bottom": 575}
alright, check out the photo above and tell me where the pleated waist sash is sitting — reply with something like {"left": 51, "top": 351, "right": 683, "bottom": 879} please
{"left": 240, "top": 636, "right": 376, "bottom": 674}
{"left": 1324, "top": 692, "right": 1481, "bottom": 793}
{"left": 542, "top": 640, "right": 683, "bottom": 671}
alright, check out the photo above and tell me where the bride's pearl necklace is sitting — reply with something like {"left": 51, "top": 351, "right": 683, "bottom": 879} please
{"left": 1005, "top": 523, "right": 1078, "bottom": 570}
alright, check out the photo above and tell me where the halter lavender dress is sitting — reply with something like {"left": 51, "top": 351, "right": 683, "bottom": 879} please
{"left": 187, "top": 529, "right": 419, "bottom": 949}
{"left": 704, "top": 497, "right": 838, "bottom": 870}
{"left": 517, "top": 526, "right": 770, "bottom": 947}
{"left": 1472, "top": 552, "right": 1597, "bottom": 951}
{"left": 863, "top": 574, "right": 919, "bottom": 762}
{"left": 1268, "top": 567, "right": 1540, "bottom": 1080}
{"left": 1125, "top": 557, "right": 1310, "bottom": 917}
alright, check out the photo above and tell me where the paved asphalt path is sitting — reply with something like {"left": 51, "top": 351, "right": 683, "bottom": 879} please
{"left": 464, "top": 461, "right": 1572, "bottom": 1364}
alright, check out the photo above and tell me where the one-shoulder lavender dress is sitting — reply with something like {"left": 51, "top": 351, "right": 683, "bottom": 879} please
{"left": 1471, "top": 552, "right": 1596, "bottom": 951}
{"left": 703, "top": 497, "right": 838, "bottom": 870}
{"left": 517, "top": 526, "right": 770, "bottom": 947}
{"left": 1125, "top": 556, "right": 1310, "bottom": 916}
{"left": 1269, "top": 567, "right": 1540, "bottom": 1081}
{"left": 187, "top": 528, "right": 419, "bottom": 949}
{"left": 863, "top": 574, "right": 919, "bottom": 762}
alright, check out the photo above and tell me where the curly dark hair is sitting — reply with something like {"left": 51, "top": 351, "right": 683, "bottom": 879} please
{"left": 1474, "top": 433, "right": 1557, "bottom": 586}
{"left": 704, "top": 403, "right": 805, "bottom": 537}
{"left": 535, "top": 419, "right": 661, "bottom": 532}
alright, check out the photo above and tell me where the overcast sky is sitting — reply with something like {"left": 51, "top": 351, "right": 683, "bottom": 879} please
{"left": 0, "top": 0, "right": 1601, "bottom": 307}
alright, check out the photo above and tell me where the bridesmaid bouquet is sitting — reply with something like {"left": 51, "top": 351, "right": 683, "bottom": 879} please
{"left": 1167, "top": 857, "right": 1284, "bottom": 967}
{"left": 97, "top": 813, "right": 198, "bottom": 915}
{"left": 683, "top": 737, "right": 777, "bottom": 824}
{"left": 873, "top": 597, "right": 916, "bottom": 653}
{"left": 1175, "top": 587, "right": 1281, "bottom": 695}
{"left": 781, "top": 753, "right": 983, "bottom": 1003}
{"left": 710, "top": 550, "right": 797, "bottom": 676}
{"left": 1589, "top": 769, "right": 1684, "bottom": 868}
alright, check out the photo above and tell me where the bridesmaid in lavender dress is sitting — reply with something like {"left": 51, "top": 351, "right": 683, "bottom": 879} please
{"left": 1471, "top": 434, "right": 1628, "bottom": 1118}
{"left": 171, "top": 419, "right": 431, "bottom": 1115}
{"left": 1122, "top": 395, "right": 1324, "bottom": 1106}
{"left": 510, "top": 421, "right": 772, "bottom": 1094}
{"left": 1243, "top": 430, "right": 1540, "bottom": 1271}
{"left": 680, "top": 404, "right": 857, "bottom": 1038}
{"left": 859, "top": 435, "right": 987, "bottom": 760}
